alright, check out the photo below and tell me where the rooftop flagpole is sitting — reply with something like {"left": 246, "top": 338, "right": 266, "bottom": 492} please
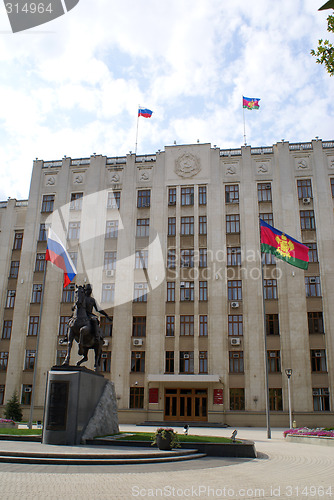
{"left": 135, "top": 105, "right": 140, "bottom": 156}
{"left": 243, "top": 101, "right": 247, "bottom": 146}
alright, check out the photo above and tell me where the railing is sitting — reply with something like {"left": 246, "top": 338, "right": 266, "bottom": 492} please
{"left": 289, "top": 142, "right": 313, "bottom": 151}
{"left": 15, "top": 200, "right": 28, "bottom": 207}
{"left": 106, "top": 157, "right": 127, "bottom": 165}
{"left": 0, "top": 201, "right": 8, "bottom": 208}
{"left": 323, "top": 141, "right": 334, "bottom": 149}
{"left": 71, "top": 158, "right": 90, "bottom": 165}
{"left": 135, "top": 155, "right": 156, "bottom": 163}
{"left": 251, "top": 147, "right": 273, "bottom": 154}
{"left": 42, "top": 160, "right": 62, "bottom": 168}
{"left": 220, "top": 149, "right": 242, "bottom": 157}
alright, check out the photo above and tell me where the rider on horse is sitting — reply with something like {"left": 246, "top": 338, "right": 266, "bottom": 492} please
{"left": 84, "top": 283, "right": 112, "bottom": 341}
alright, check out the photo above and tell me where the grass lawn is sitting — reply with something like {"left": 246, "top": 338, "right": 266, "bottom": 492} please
{"left": 0, "top": 428, "right": 42, "bottom": 435}
{"left": 111, "top": 432, "right": 233, "bottom": 443}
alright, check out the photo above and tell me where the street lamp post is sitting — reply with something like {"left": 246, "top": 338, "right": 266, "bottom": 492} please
{"left": 285, "top": 368, "right": 293, "bottom": 429}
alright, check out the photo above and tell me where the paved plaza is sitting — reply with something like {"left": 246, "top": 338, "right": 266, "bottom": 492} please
{"left": 0, "top": 426, "right": 333, "bottom": 499}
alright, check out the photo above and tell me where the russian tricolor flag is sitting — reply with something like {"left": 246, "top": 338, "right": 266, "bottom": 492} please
{"left": 138, "top": 107, "right": 153, "bottom": 118}
{"left": 46, "top": 228, "right": 77, "bottom": 287}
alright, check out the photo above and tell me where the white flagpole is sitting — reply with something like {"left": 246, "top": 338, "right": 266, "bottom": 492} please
{"left": 135, "top": 105, "right": 140, "bottom": 155}
{"left": 243, "top": 97, "right": 247, "bottom": 146}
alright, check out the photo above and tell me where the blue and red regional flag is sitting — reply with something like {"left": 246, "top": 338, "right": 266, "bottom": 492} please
{"left": 138, "top": 107, "right": 153, "bottom": 118}
{"left": 46, "top": 228, "right": 77, "bottom": 287}
{"left": 243, "top": 96, "right": 260, "bottom": 110}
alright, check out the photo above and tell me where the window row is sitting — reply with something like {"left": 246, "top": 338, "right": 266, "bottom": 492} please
{"left": 168, "top": 216, "right": 207, "bottom": 236}
{"left": 168, "top": 186, "right": 207, "bottom": 206}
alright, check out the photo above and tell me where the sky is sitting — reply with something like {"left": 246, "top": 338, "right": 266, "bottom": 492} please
{"left": 0, "top": 0, "right": 333, "bottom": 200}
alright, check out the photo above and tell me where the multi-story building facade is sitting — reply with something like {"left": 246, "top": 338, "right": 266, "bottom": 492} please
{"left": 1, "top": 139, "right": 334, "bottom": 426}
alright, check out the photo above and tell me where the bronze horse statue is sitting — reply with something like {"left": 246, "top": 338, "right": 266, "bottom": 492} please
{"left": 62, "top": 285, "right": 104, "bottom": 371}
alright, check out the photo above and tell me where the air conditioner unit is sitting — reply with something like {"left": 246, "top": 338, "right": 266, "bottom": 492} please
{"left": 101, "top": 353, "right": 108, "bottom": 359}
{"left": 302, "top": 197, "right": 311, "bottom": 204}
{"left": 105, "top": 270, "right": 114, "bottom": 277}
{"left": 183, "top": 354, "right": 190, "bottom": 359}
{"left": 315, "top": 352, "right": 322, "bottom": 357}
{"left": 182, "top": 263, "right": 191, "bottom": 268}
{"left": 199, "top": 353, "right": 206, "bottom": 359}
{"left": 312, "top": 389, "right": 319, "bottom": 396}
{"left": 230, "top": 338, "right": 241, "bottom": 345}
{"left": 135, "top": 353, "right": 142, "bottom": 358}
{"left": 103, "top": 339, "right": 109, "bottom": 346}
{"left": 233, "top": 353, "right": 240, "bottom": 358}
{"left": 137, "top": 284, "right": 144, "bottom": 289}
{"left": 184, "top": 296, "right": 191, "bottom": 301}
{"left": 133, "top": 339, "right": 143, "bottom": 346}
{"left": 180, "top": 282, "right": 185, "bottom": 288}
{"left": 231, "top": 302, "right": 239, "bottom": 308}
{"left": 24, "top": 387, "right": 32, "bottom": 393}
{"left": 309, "top": 277, "right": 317, "bottom": 284}
{"left": 269, "top": 352, "right": 276, "bottom": 357}
{"left": 169, "top": 201, "right": 176, "bottom": 206}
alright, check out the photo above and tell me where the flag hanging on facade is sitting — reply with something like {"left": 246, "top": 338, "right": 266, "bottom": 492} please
{"left": 46, "top": 228, "right": 77, "bottom": 287}
{"left": 260, "top": 219, "right": 309, "bottom": 270}
{"left": 243, "top": 96, "right": 260, "bottom": 110}
{"left": 138, "top": 107, "right": 153, "bottom": 118}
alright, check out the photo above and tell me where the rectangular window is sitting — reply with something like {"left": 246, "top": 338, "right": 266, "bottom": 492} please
{"left": 35, "top": 253, "right": 46, "bottom": 272}
{"left": 228, "top": 280, "right": 242, "bottom": 301}
{"left": 313, "top": 388, "right": 330, "bottom": 411}
{"left": 31, "top": 284, "right": 43, "bottom": 303}
{"left": 13, "top": 232, "right": 23, "bottom": 250}
{"left": 199, "top": 216, "right": 207, "bottom": 235}
{"left": 100, "top": 316, "right": 113, "bottom": 337}
{"left": 307, "top": 243, "right": 318, "bottom": 263}
{"left": 137, "top": 190, "right": 151, "bottom": 208}
{"left": 199, "top": 281, "right": 208, "bottom": 301}
{"left": 269, "top": 388, "right": 283, "bottom": 411}
{"left": 180, "top": 216, "right": 194, "bottom": 235}
{"left": 133, "top": 317, "right": 146, "bottom": 337}
{"left": 68, "top": 222, "right": 80, "bottom": 240}
{"left": 101, "top": 351, "right": 111, "bottom": 373}
{"left": 166, "top": 316, "right": 175, "bottom": 337}
{"left": 41, "top": 194, "right": 55, "bottom": 213}
{"left": 168, "top": 217, "right": 176, "bottom": 236}
{"left": 131, "top": 351, "right": 145, "bottom": 372}
{"left": 181, "top": 187, "right": 194, "bottom": 206}
{"left": 105, "top": 220, "right": 119, "bottom": 239}
{"left": 199, "top": 351, "right": 208, "bottom": 373}
{"left": 199, "top": 248, "right": 207, "bottom": 268}
{"left": 104, "top": 251, "right": 117, "bottom": 270}
{"left": 165, "top": 351, "right": 174, "bottom": 373}
{"left": 305, "top": 276, "right": 321, "bottom": 297}
{"left": 135, "top": 250, "right": 148, "bottom": 269}
{"left": 226, "top": 214, "right": 240, "bottom": 233}
{"left": 70, "top": 192, "right": 83, "bottom": 210}
{"left": 56, "top": 350, "right": 67, "bottom": 366}
{"left": 262, "top": 251, "right": 276, "bottom": 265}
{"left": 136, "top": 219, "right": 150, "bottom": 237}
{"left": 130, "top": 387, "right": 144, "bottom": 408}
{"left": 260, "top": 213, "right": 274, "bottom": 225}
{"left": 62, "top": 284, "right": 76, "bottom": 303}
{"left": 308, "top": 312, "right": 324, "bottom": 334}
{"left": 266, "top": 314, "right": 279, "bottom": 335}
{"left": 180, "top": 281, "right": 194, "bottom": 301}
{"left": 300, "top": 210, "right": 315, "bottom": 230}
{"left": 69, "top": 252, "right": 77, "bottom": 270}
{"left": 331, "top": 178, "right": 334, "bottom": 198}
{"left": 24, "top": 350, "right": 36, "bottom": 370}
{"left": 267, "top": 350, "right": 281, "bottom": 373}
{"left": 6, "top": 290, "right": 16, "bottom": 308}
{"left": 38, "top": 224, "right": 47, "bottom": 242}
{"left": 107, "top": 191, "right": 121, "bottom": 209}
{"left": 264, "top": 279, "right": 278, "bottom": 299}
{"left": 225, "top": 184, "right": 239, "bottom": 203}
{"left": 168, "top": 187, "right": 176, "bottom": 206}
{"left": 101, "top": 283, "right": 115, "bottom": 304}
{"left": 133, "top": 283, "right": 147, "bottom": 302}
{"left": 167, "top": 282, "right": 175, "bottom": 302}
{"left": 58, "top": 316, "right": 70, "bottom": 336}
{"left": 258, "top": 183, "right": 272, "bottom": 202}
{"left": 227, "top": 247, "right": 241, "bottom": 266}
{"left": 230, "top": 388, "right": 245, "bottom": 411}
{"left": 180, "top": 249, "right": 194, "bottom": 268}
{"left": 199, "top": 315, "right": 208, "bottom": 336}
{"left": 28, "top": 316, "right": 39, "bottom": 336}
{"left": 2, "top": 320, "right": 12, "bottom": 339}
{"left": 0, "top": 352, "right": 8, "bottom": 371}
{"left": 228, "top": 315, "right": 243, "bottom": 336}
{"left": 311, "top": 349, "right": 327, "bottom": 372}
{"left": 180, "top": 315, "right": 194, "bottom": 336}
{"left": 21, "top": 385, "right": 32, "bottom": 405}
{"left": 167, "top": 249, "right": 176, "bottom": 269}
{"left": 198, "top": 186, "right": 207, "bottom": 205}
{"left": 9, "top": 260, "right": 20, "bottom": 278}
{"left": 0, "top": 385, "right": 5, "bottom": 405}
{"left": 297, "top": 179, "right": 312, "bottom": 199}
{"left": 180, "top": 351, "right": 194, "bottom": 374}
{"left": 229, "top": 351, "right": 244, "bottom": 373}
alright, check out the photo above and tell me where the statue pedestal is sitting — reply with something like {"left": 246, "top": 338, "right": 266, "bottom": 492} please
{"left": 42, "top": 366, "right": 118, "bottom": 445}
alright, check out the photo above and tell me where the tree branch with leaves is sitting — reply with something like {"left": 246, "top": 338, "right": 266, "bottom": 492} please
{"left": 311, "top": 15, "right": 334, "bottom": 76}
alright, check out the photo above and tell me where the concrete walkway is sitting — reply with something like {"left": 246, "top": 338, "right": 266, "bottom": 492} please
{"left": 1, "top": 425, "right": 333, "bottom": 499}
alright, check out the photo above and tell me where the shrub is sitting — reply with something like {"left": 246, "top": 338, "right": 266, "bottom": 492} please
{"left": 4, "top": 392, "right": 23, "bottom": 422}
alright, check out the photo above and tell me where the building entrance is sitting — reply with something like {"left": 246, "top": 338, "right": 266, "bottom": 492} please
{"left": 164, "top": 388, "right": 208, "bottom": 421}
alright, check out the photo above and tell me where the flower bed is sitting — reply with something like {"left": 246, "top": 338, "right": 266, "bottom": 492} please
{"left": 284, "top": 427, "right": 334, "bottom": 438}
{"left": 0, "top": 418, "right": 17, "bottom": 429}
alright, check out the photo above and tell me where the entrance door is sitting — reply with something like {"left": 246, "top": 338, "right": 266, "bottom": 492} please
{"left": 164, "top": 388, "right": 208, "bottom": 421}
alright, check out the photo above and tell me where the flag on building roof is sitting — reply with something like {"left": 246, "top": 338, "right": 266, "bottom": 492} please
{"left": 243, "top": 96, "right": 260, "bottom": 110}
{"left": 260, "top": 219, "right": 309, "bottom": 270}
{"left": 138, "top": 107, "right": 153, "bottom": 118}
{"left": 46, "top": 228, "right": 77, "bottom": 287}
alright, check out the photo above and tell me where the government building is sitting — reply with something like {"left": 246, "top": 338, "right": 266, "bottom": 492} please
{"left": 0, "top": 139, "right": 334, "bottom": 427}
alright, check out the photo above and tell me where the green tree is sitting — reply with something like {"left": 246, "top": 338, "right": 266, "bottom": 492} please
{"left": 4, "top": 391, "right": 23, "bottom": 422}
{"left": 311, "top": 15, "right": 334, "bottom": 76}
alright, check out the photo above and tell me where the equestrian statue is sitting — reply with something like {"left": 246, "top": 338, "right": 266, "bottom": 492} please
{"left": 61, "top": 284, "right": 112, "bottom": 371}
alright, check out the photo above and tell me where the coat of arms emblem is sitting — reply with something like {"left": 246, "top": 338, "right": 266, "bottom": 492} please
{"left": 175, "top": 153, "right": 201, "bottom": 178}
